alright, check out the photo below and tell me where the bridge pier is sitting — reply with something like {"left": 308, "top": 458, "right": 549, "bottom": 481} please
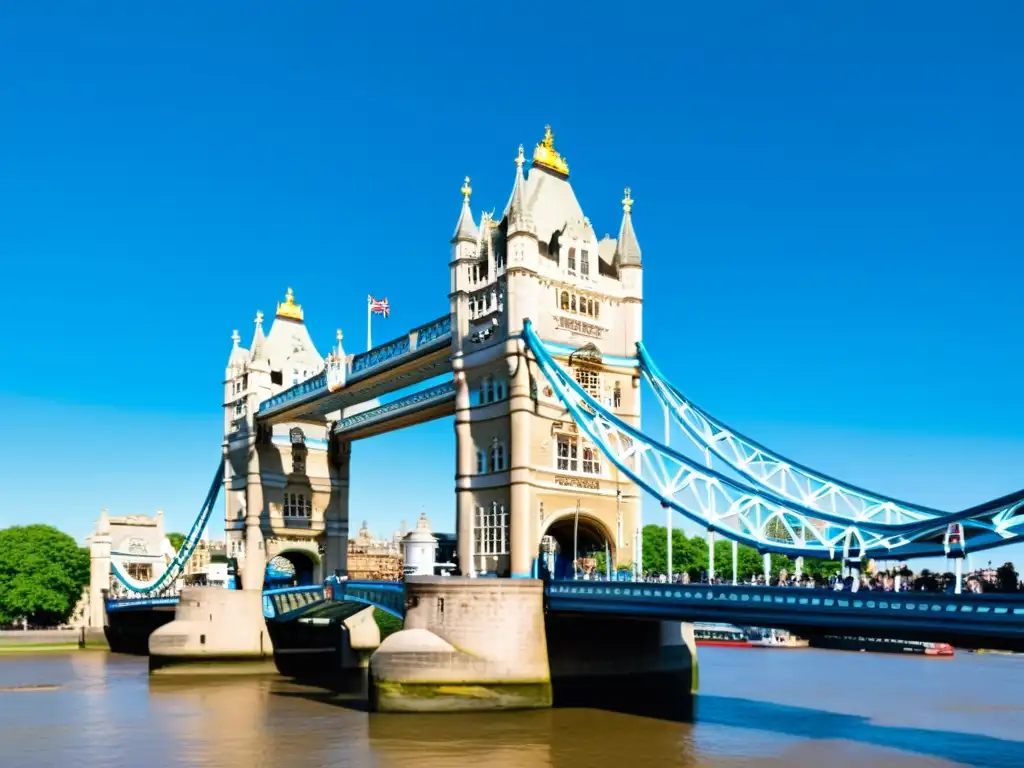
{"left": 149, "top": 588, "right": 274, "bottom": 675}
{"left": 546, "top": 615, "right": 698, "bottom": 719}
{"left": 368, "top": 577, "right": 552, "bottom": 713}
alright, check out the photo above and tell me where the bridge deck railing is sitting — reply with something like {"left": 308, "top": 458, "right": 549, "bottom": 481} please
{"left": 545, "top": 581, "right": 1024, "bottom": 641}
{"left": 257, "top": 314, "right": 452, "bottom": 417}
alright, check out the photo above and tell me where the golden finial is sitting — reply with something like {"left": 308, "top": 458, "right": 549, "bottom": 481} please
{"left": 622, "top": 187, "right": 634, "bottom": 214}
{"left": 515, "top": 144, "right": 525, "bottom": 168}
{"left": 254, "top": 310, "right": 264, "bottom": 326}
{"left": 532, "top": 125, "right": 569, "bottom": 177}
{"left": 461, "top": 176, "right": 472, "bottom": 203}
{"left": 275, "top": 287, "right": 304, "bottom": 322}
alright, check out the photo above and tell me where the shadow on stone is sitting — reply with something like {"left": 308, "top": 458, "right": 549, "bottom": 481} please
{"left": 546, "top": 613, "right": 697, "bottom": 722}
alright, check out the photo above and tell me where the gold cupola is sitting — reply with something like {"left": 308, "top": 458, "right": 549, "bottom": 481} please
{"left": 275, "top": 287, "right": 304, "bottom": 322}
{"left": 532, "top": 125, "right": 569, "bottom": 177}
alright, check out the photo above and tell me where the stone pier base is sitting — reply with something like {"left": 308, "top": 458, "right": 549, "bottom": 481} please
{"left": 546, "top": 615, "right": 698, "bottom": 719}
{"left": 368, "top": 577, "right": 552, "bottom": 713}
{"left": 148, "top": 588, "right": 274, "bottom": 676}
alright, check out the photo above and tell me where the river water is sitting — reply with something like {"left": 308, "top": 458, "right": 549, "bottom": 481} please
{"left": 1, "top": 648, "right": 1022, "bottom": 767}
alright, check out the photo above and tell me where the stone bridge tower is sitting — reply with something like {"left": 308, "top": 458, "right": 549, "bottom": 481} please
{"left": 450, "top": 127, "right": 644, "bottom": 579}
{"left": 221, "top": 289, "right": 348, "bottom": 591}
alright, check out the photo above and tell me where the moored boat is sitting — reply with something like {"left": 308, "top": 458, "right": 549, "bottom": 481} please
{"left": 693, "top": 623, "right": 751, "bottom": 647}
{"left": 747, "top": 628, "right": 809, "bottom": 648}
{"left": 809, "top": 635, "right": 955, "bottom": 656}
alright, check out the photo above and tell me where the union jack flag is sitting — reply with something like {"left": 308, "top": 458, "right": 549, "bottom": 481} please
{"left": 368, "top": 295, "right": 390, "bottom": 318}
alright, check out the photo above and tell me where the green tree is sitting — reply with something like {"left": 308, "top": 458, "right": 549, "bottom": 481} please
{"left": 0, "top": 525, "right": 90, "bottom": 627}
{"left": 802, "top": 557, "right": 841, "bottom": 581}
{"left": 995, "top": 561, "right": 1020, "bottom": 593}
{"left": 167, "top": 532, "right": 186, "bottom": 553}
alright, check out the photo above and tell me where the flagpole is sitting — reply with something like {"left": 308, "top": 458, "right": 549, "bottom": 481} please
{"left": 366, "top": 296, "right": 372, "bottom": 351}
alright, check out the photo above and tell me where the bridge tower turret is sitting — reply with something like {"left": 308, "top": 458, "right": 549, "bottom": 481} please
{"left": 222, "top": 291, "right": 341, "bottom": 591}
{"left": 450, "top": 126, "right": 644, "bottom": 580}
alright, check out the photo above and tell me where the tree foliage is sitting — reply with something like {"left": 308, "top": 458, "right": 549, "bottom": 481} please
{"left": 167, "top": 532, "right": 186, "bottom": 553}
{"left": 639, "top": 524, "right": 839, "bottom": 581}
{"left": 0, "top": 525, "right": 90, "bottom": 626}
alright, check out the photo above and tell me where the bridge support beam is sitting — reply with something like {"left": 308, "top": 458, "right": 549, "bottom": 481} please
{"left": 323, "top": 441, "right": 351, "bottom": 578}
{"left": 368, "top": 577, "right": 551, "bottom": 713}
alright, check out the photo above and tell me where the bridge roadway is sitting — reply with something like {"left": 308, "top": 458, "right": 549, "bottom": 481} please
{"left": 326, "top": 578, "right": 1024, "bottom": 653}
{"left": 109, "top": 579, "right": 1024, "bottom": 652}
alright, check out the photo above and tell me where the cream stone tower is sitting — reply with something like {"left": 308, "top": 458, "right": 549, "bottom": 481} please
{"left": 221, "top": 289, "right": 347, "bottom": 590}
{"left": 450, "top": 127, "right": 644, "bottom": 578}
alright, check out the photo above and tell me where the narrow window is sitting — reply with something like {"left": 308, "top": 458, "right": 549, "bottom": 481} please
{"left": 580, "top": 249, "right": 590, "bottom": 277}
{"left": 568, "top": 247, "right": 576, "bottom": 272}
{"left": 560, "top": 291, "right": 569, "bottom": 310}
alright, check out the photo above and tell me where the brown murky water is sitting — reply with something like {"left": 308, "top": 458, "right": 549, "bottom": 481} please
{"left": 1, "top": 648, "right": 1022, "bottom": 767}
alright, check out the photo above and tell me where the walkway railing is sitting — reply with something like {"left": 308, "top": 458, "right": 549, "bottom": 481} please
{"left": 545, "top": 580, "right": 1024, "bottom": 647}
{"left": 257, "top": 314, "right": 452, "bottom": 417}
{"left": 334, "top": 382, "right": 455, "bottom": 434}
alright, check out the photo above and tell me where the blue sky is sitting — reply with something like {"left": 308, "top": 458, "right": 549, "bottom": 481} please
{"left": 1, "top": 3, "right": 1021, "bottom": 571}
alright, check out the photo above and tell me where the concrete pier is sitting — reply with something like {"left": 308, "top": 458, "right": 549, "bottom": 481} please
{"left": 547, "top": 615, "right": 698, "bottom": 718}
{"left": 368, "top": 577, "right": 552, "bottom": 713}
{"left": 149, "top": 588, "right": 274, "bottom": 675}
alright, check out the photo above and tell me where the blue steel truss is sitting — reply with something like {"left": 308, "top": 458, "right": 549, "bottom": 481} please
{"left": 327, "top": 577, "right": 406, "bottom": 618}
{"left": 109, "top": 464, "right": 223, "bottom": 596}
{"left": 639, "top": 343, "right": 943, "bottom": 525}
{"left": 523, "top": 322, "right": 1024, "bottom": 559}
{"left": 334, "top": 382, "right": 454, "bottom": 435}
{"left": 257, "top": 314, "right": 452, "bottom": 417}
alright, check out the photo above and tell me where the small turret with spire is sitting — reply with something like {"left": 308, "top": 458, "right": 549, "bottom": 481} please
{"left": 614, "top": 187, "right": 642, "bottom": 268}
{"left": 451, "top": 176, "right": 480, "bottom": 244}
{"left": 506, "top": 144, "right": 535, "bottom": 238}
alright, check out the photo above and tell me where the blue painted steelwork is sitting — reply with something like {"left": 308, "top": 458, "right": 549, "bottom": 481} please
{"left": 351, "top": 336, "right": 411, "bottom": 375}
{"left": 327, "top": 577, "right": 406, "bottom": 618}
{"left": 109, "top": 464, "right": 223, "bottom": 595}
{"left": 105, "top": 596, "right": 180, "bottom": 612}
{"left": 257, "top": 314, "right": 452, "bottom": 418}
{"left": 545, "top": 581, "right": 1024, "bottom": 648}
{"left": 414, "top": 315, "right": 453, "bottom": 347}
{"left": 637, "top": 339, "right": 1024, "bottom": 550}
{"left": 258, "top": 371, "right": 329, "bottom": 416}
{"left": 523, "top": 321, "right": 1024, "bottom": 559}
{"left": 264, "top": 585, "right": 327, "bottom": 621}
{"left": 334, "top": 381, "right": 455, "bottom": 434}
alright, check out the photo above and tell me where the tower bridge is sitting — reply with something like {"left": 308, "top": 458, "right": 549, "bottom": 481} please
{"left": 101, "top": 126, "right": 1024, "bottom": 712}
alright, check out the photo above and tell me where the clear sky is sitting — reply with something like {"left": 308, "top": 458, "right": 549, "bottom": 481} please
{"left": 1, "top": 3, "right": 1021, "bottom": 572}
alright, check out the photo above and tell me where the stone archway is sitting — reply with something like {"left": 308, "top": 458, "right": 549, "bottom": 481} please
{"left": 539, "top": 512, "right": 616, "bottom": 581}
{"left": 266, "top": 550, "right": 319, "bottom": 587}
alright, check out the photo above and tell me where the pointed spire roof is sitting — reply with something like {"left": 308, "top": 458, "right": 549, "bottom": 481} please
{"left": 227, "top": 329, "right": 248, "bottom": 368}
{"left": 615, "top": 187, "right": 642, "bottom": 267}
{"left": 451, "top": 176, "right": 480, "bottom": 244}
{"left": 250, "top": 311, "right": 269, "bottom": 365}
{"left": 505, "top": 145, "right": 535, "bottom": 236}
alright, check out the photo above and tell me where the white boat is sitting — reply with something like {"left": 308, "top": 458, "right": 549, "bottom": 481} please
{"left": 747, "top": 628, "right": 809, "bottom": 648}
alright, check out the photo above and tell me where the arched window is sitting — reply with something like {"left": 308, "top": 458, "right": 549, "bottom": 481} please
{"left": 494, "top": 380, "right": 507, "bottom": 401}
{"left": 476, "top": 450, "right": 487, "bottom": 474}
{"left": 479, "top": 376, "right": 493, "bottom": 404}
{"left": 490, "top": 442, "right": 507, "bottom": 472}
{"left": 594, "top": 302, "right": 600, "bottom": 319}
{"left": 568, "top": 247, "right": 577, "bottom": 272}
{"left": 560, "top": 291, "right": 569, "bottom": 310}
